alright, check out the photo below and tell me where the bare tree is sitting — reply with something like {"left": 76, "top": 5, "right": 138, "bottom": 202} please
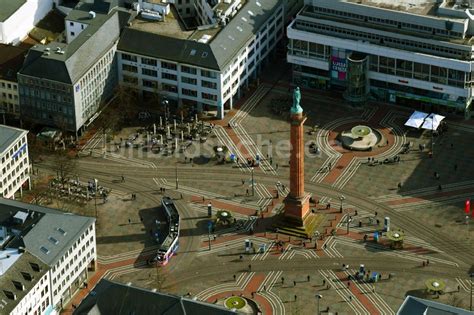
{"left": 51, "top": 150, "right": 77, "bottom": 189}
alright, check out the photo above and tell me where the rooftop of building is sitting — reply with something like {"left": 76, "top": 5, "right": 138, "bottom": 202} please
{"left": 344, "top": 0, "right": 438, "bottom": 15}
{"left": 19, "top": 0, "right": 132, "bottom": 84}
{"left": 0, "top": 125, "right": 27, "bottom": 154}
{"left": 298, "top": 3, "right": 473, "bottom": 47}
{"left": 119, "top": 0, "right": 283, "bottom": 71}
{"left": 73, "top": 279, "right": 237, "bottom": 315}
{"left": 397, "top": 295, "right": 474, "bottom": 315}
{"left": 0, "top": 44, "right": 30, "bottom": 82}
{"left": 0, "top": 0, "right": 26, "bottom": 23}
{"left": 0, "top": 198, "right": 95, "bottom": 267}
{"left": 0, "top": 250, "right": 49, "bottom": 314}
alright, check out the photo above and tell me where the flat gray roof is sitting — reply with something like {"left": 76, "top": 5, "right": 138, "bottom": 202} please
{"left": 119, "top": 0, "right": 283, "bottom": 71}
{"left": 397, "top": 295, "right": 474, "bottom": 315}
{"left": 19, "top": 2, "right": 131, "bottom": 84}
{"left": 344, "top": 0, "right": 438, "bottom": 15}
{"left": 0, "top": 198, "right": 95, "bottom": 266}
{"left": 0, "top": 0, "right": 26, "bottom": 22}
{"left": 74, "top": 279, "right": 237, "bottom": 315}
{"left": 0, "top": 125, "right": 27, "bottom": 154}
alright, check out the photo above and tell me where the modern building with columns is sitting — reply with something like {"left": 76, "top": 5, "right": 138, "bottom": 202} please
{"left": 117, "top": 0, "right": 285, "bottom": 119}
{"left": 287, "top": 0, "right": 474, "bottom": 117}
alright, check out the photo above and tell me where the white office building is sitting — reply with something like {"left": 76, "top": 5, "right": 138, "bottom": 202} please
{"left": 0, "top": 125, "right": 30, "bottom": 199}
{"left": 0, "top": 0, "right": 54, "bottom": 45}
{"left": 18, "top": 1, "right": 132, "bottom": 134}
{"left": 0, "top": 199, "right": 97, "bottom": 314}
{"left": 287, "top": 0, "right": 474, "bottom": 117}
{"left": 117, "top": 0, "right": 285, "bottom": 119}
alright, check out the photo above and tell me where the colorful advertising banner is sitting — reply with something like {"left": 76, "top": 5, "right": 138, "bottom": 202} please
{"left": 465, "top": 199, "right": 470, "bottom": 214}
{"left": 330, "top": 56, "right": 347, "bottom": 81}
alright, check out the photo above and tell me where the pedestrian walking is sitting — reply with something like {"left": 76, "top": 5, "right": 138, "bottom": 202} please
{"left": 454, "top": 164, "right": 458, "bottom": 171}
{"left": 248, "top": 264, "right": 252, "bottom": 271}
{"left": 281, "top": 277, "right": 284, "bottom": 284}
{"left": 293, "top": 280, "right": 296, "bottom": 286}
{"left": 246, "top": 188, "right": 249, "bottom": 195}
{"left": 375, "top": 211, "right": 378, "bottom": 216}
{"left": 276, "top": 163, "right": 279, "bottom": 170}
{"left": 294, "top": 295, "right": 297, "bottom": 301}
{"left": 397, "top": 182, "right": 402, "bottom": 189}
{"left": 263, "top": 285, "right": 266, "bottom": 291}
{"left": 349, "top": 295, "right": 352, "bottom": 302}
{"left": 128, "top": 218, "right": 131, "bottom": 224}
{"left": 233, "top": 274, "right": 236, "bottom": 281}
{"left": 307, "top": 275, "right": 310, "bottom": 282}
{"left": 242, "top": 179, "right": 245, "bottom": 185}
{"left": 323, "top": 279, "right": 326, "bottom": 286}
{"left": 121, "top": 175, "right": 125, "bottom": 182}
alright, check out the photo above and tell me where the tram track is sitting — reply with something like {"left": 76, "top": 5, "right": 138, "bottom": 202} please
{"left": 39, "top": 159, "right": 474, "bottom": 268}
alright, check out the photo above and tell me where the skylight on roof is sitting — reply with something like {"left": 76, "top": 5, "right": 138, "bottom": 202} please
{"left": 40, "top": 246, "right": 50, "bottom": 255}
{"left": 228, "top": 35, "right": 235, "bottom": 41}
{"left": 56, "top": 227, "right": 67, "bottom": 236}
{"left": 201, "top": 52, "right": 208, "bottom": 58}
{"left": 236, "top": 26, "right": 243, "bottom": 32}
{"left": 248, "top": 10, "right": 254, "bottom": 16}
{"left": 256, "top": 1, "right": 261, "bottom": 7}
{"left": 241, "top": 17, "right": 247, "bottom": 22}
{"left": 48, "top": 236, "right": 59, "bottom": 245}
{"left": 190, "top": 49, "right": 196, "bottom": 56}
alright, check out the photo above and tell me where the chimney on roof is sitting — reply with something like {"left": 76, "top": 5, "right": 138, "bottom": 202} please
{"left": 89, "top": 11, "right": 96, "bottom": 19}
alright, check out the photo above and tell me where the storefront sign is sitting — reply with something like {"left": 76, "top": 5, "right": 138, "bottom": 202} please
{"left": 330, "top": 56, "right": 347, "bottom": 81}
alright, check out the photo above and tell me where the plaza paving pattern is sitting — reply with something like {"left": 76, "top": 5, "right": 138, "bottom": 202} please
{"left": 44, "top": 83, "right": 474, "bottom": 314}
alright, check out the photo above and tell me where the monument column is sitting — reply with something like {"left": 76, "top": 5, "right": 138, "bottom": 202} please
{"left": 284, "top": 87, "right": 311, "bottom": 225}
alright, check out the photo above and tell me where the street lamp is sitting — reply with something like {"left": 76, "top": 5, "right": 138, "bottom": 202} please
{"left": 346, "top": 216, "right": 352, "bottom": 234}
{"left": 339, "top": 195, "right": 345, "bottom": 212}
{"left": 251, "top": 167, "right": 255, "bottom": 196}
{"left": 94, "top": 178, "right": 98, "bottom": 218}
{"left": 175, "top": 163, "right": 179, "bottom": 190}
{"left": 315, "top": 294, "right": 323, "bottom": 315}
{"left": 162, "top": 99, "right": 169, "bottom": 121}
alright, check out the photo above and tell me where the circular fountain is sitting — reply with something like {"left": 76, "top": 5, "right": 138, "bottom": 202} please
{"left": 339, "top": 125, "right": 383, "bottom": 151}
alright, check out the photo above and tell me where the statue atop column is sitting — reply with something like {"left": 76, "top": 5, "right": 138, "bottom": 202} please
{"left": 291, "top": 87, "right": 303, "bottom": 114}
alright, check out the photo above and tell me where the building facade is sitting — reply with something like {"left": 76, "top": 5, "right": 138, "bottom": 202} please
{"left": 118, "top": 0, "right": 285, "bottom": 119}
{"left": 0, "top": 125, "right": 30, "bottom": 199}
{"left": 0, "top": 0, "right": 54, "bottom": 45}
{"left": 0, "top": 199, "right": 97, "bottom": 314}
{"left": 18, "top": 1, "right": 129, "bottom": 134}
{"left": 0, "top": 44, "right": 30, "bottom": 120}
{"left": 287, "top": 0, "right": 474, "bottom": 117}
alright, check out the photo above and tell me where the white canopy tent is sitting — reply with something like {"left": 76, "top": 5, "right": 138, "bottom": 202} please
{"left": 405, "top": 111, "right": 429, "bottom": 128}
{"left": 421, "top": 113, "right": 445, "bottom": 131}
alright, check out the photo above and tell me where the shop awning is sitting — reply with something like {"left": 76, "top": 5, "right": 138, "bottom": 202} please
{"left": 404, "top": 111, "right": 429, "bottom": 128}
{"left": 421, "top": 113, "right": 445, "bottom": 131}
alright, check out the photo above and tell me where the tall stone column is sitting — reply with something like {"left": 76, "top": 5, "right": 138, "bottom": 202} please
{"left": 289, "top": 112, "right": 306, "bottom": 199}
{"left": 284, "top": 87, "right": 311, "bottom": 225}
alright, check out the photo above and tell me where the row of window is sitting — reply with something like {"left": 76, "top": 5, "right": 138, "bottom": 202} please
{"left": 307, "top": 6, "right": 463, "bottom": 38}
{"left": 294, "top": 20, "right": 469, "bottom": 60}
{"left": 121, "top": 54, "right": 219, "bottom": 79}
{"left": 0, "top": 82, "right": 17, "bottom": 90}
{"left": 369, "top": 55, "right": 466, "bottom": 88}
{"left": 1, "top": 136, "right": 26, "bottom": 162}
